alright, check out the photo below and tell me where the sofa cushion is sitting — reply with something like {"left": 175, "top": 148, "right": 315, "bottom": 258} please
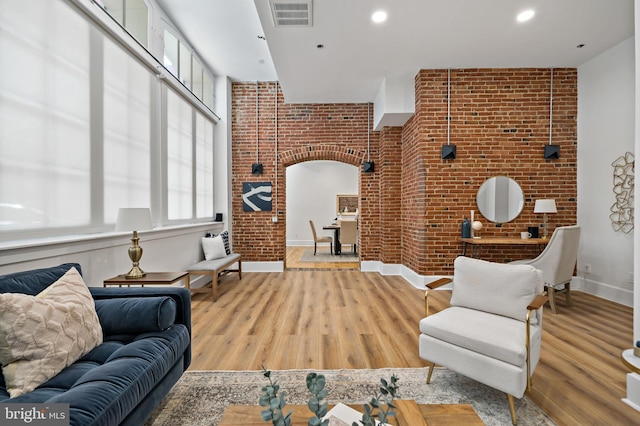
{"left": 202, "top": 235, "right": 226, "bottom": 260}
{"left": 95, "top": 296, "right": 176, "bottom": 335}
{"left": 0, "top": 267, "right": 103, "bottom": 398}
{"left": 449, "top": 256, "right": 542, "bottom": 322}
{"left": 0, "top": 263, "right": 82, "bottom": 296}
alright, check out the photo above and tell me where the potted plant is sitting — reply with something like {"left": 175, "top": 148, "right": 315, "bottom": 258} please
{"left": 259, "top": 368, "right": 399, "bottom": 426}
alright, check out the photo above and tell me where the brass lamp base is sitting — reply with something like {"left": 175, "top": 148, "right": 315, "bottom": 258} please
{"left": 125, "top": 230, "right": 146, "bottom": 278}
{"left": 125, "top": 265, "right": 146, "bottom": 279}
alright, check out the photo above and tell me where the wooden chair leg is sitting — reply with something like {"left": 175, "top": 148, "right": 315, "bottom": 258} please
{"left": 426, "top": 362, "right": 435, "bottom": 384}
{"left": 507, "top": 394, "right": 517, "bottom": 425}
{"left": 314, "top": 242, "right": 317, "bottom": 255}
{"left": 547, "top": 286, "right": 557, "bottom": 314}
{"left": 565, "top": 282, "right": 573, "bottom": 306}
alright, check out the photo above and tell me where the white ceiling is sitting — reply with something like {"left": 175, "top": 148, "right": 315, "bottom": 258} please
{"left": 156, "top": 0, "right": 634, "bottom": 104}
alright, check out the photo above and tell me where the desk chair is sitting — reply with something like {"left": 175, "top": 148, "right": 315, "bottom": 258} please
{"left": 510, "top": 225, "right": 580, "bottom": 314}
{"left": 338, "top": 219, "right": 357, "bottom": 255}
{"left": 309, "top": 220, "right": 333, "bottom": 255}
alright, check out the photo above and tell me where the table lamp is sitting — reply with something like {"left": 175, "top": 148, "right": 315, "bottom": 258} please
{"left": 534, "top": 199, "right": 557, "bottom": 239}
{"left": 115, "top": 208, "right": 153, "bottom": 278}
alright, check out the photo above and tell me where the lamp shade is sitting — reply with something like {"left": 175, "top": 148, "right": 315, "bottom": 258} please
{"left": 115, "top": 208, "right": 153, "bottom": 232}
{"left": 534, "top": 199, "right": 557, "bottom": 214}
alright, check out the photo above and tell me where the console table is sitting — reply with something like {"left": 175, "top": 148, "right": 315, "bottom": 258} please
{"left": 458, "top": 237, "right": 548, "bottom": 258}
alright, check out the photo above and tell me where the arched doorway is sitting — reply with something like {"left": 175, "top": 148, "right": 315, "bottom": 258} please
{"left": 285, "top": 160, "right": 359, "bottom": 269}
{"left": 278, "top": 145, "right": 366, "bottom": 269}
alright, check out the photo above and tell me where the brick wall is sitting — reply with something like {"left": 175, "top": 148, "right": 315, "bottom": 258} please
{"left": 231, "top": 82, "right": 380, "bottom": 262}
{"left": 231, "top": 68, "right": 577, "bottom": 274}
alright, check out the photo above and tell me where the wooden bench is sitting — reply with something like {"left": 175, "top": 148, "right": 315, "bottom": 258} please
{"left": 186, "top": 253, "right": 242, "bottom": 301}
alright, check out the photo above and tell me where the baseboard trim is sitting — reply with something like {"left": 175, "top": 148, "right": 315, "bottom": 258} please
{"left": 243, "top": 261, "right": 284, "bottom": 272}
{"left": 577, "top": 276, "right": 633, "bottom": 307}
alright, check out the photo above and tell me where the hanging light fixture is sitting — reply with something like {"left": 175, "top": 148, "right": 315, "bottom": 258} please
{"left": 252, "top": 81, "right": 264, "bottom": 174}
{"left": 442, "top": 68, "right": 456, "bottom": 160}
{"left": 544, "top": 68, "right": 560, "bottom": 159}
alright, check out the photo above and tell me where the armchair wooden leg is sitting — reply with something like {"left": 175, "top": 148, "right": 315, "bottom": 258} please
{"left": 547, "top": 286, "right": 557, "bottom": 314}
{"left": 426, "top": 362, "right": 435, "bottom": 384}
{"left": 565, "top": 282, "right": 573, "bottom": 306}
{"left": 507, "top": 394, "right": 517, "bottom": 425}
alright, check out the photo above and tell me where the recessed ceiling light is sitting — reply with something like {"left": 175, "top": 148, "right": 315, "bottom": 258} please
{"left": 516, "top": 9, "right": 535, "bottom": 22}
{"left": 372, "top": 10, "right": 387, "bottom": 23}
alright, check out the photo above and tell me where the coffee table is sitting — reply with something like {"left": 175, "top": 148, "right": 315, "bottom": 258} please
{"left": 219, "top": 399, "right": 483, "bottom": 425}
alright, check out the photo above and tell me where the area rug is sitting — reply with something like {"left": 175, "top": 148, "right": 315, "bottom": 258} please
{"left": 145, "top": 368, "right": 555, "bottom": 426}
{"left": 300, "top": 248, "right": 359, "bottom": 263}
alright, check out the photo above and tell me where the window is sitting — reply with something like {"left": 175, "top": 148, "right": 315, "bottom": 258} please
{"left": 0, "top": 0, "right": 216, "bottom": 242}
{"left": 163, "top": 28, "right": 213, "bottom": 109}
{"left": 179, "top": 41, "right": 192, "bottom": 90}
{"left": 166, "top": 90, "right": 193, "bottom": 220}
{"left": 103, "top": 36, "right": 151, "bottom": 223}
{"left": 0, "top": 0, "right": 91, "bottom": 231}
{"left": 195, "top": 111, "right": 214, "bottom": 218}
{"left": 98, "top": 0, "right": 148, "bottom": 47}
{"left": 163, "top": 29, "right": 179, "bottom": 78}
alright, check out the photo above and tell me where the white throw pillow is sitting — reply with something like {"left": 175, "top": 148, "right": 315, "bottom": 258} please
{"left": 202, "top": 235, "right": 226, "bottom": 260}
{"left": 450, "top": 256, "right": 542, "bottom": 322}
{"left": 0, "top": 267, "right": 103, "bottom": 398}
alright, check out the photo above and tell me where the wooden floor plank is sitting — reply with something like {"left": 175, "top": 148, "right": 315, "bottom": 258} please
{"left": 189, "top": 252, "right": 640, "bottom": 426}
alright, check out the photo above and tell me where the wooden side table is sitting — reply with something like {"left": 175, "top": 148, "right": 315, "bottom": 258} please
{"left": 103, "top": 271, "right": 190, "bottom": 289}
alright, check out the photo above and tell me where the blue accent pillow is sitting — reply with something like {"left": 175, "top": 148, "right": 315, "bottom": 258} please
{"left": 95, "top": 296, "right": 176, "bottom": 335}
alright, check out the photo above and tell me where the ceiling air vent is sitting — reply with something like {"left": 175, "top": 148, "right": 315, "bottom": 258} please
{"left": 269, "top": 0, "right": 312, "bottom": 27}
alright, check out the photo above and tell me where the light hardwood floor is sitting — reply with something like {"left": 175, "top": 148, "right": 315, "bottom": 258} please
{"left": 189, "top": 268, "right": 639, "bottom": 426}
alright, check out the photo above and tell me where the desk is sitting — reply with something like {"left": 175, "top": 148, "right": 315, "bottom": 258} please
{"left": 459, "top": 237, "right": 548, "bottom": 258}
{"left": 323, "top": 224, "right": 341, "bottom": 254}
{"left": 103, "top": 271, "right": 190, "bottom": 289}
{"left": 219, "top": 400, "right": 483, "bottom": 425}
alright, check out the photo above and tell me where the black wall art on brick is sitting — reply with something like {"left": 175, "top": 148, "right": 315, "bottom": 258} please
{"left": 242, "top": 182, "right": 272, "bottom": 212}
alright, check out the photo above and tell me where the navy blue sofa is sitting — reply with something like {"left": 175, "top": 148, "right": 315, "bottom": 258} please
{"left": 0, "top": 263, "right": 191, "bottom": 426}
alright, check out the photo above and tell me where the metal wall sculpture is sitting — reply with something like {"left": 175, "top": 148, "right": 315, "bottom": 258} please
{"left": 610, "top": 152, "right": 634, "bottom": 233}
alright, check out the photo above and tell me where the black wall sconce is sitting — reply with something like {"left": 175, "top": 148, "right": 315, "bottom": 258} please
{"left": 544, "top": 145, "right": 560, "bottom": 159}
{"left": 441, "top": 145, "right": 457, "bottom": 160}
{"left": 363, "top": 161, "right": 375, "bottom": 173}
{"left": 251, "top": 163, "right": 263, "bottom": 174}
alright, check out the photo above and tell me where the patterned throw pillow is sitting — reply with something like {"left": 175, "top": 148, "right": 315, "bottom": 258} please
{"left": 219, "top": 230, "right": 231, "bottom": 255}
{"left": 0, "top": 267, "right": 103, "bottom": 398}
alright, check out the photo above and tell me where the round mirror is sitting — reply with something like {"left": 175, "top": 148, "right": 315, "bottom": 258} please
{"left": 476, "top": 176, "right": 524, "bottom": 223}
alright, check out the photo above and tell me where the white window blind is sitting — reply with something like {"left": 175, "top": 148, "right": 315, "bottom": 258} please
{"left": 195, "top": 111, "right": 214, "bottom": 218}
{"left": 167, "top": 89, "right": 193, "bottom": 220}
{"left": 0, "top": 0, "right": 91, "bottom": 230}
{"left": 103, "top": 36, "right": 151, "bottom": 223}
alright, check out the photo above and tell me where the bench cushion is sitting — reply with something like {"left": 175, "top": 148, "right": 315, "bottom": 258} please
{"left": 188, "top": 253, "right": 241, "bottom": 272}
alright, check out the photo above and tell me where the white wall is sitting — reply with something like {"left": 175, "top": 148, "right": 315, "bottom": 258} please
{"left": 577, "top": 36, "right": 635, "bottom": 306}
{"left": 286, "top": 161, "right": 358, "bottom": 246}
{"left": 0, "top": 222, "right": 223, "bottom": 288}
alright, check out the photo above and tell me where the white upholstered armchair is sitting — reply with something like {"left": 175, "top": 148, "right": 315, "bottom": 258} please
{"left": 419, "top": 256, "right": 548, "bottom": 425}
{"left": 510, "top": 225, "right": 580, "bottom": 314}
